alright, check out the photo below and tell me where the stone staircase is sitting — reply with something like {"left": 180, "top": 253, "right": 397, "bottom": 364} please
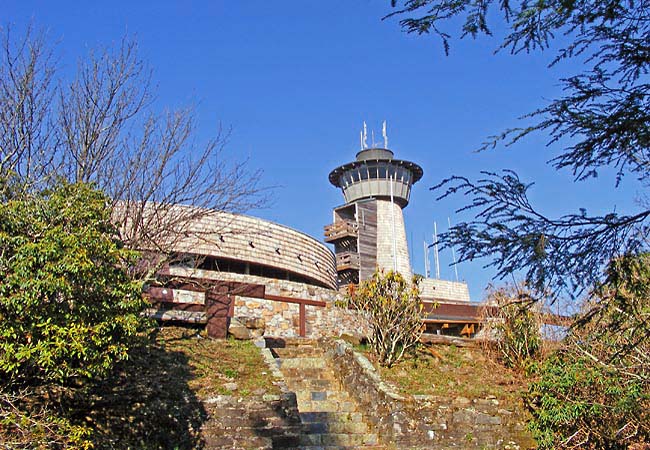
{"left": 270, "top": 339, "right": 382, "bottom": 449}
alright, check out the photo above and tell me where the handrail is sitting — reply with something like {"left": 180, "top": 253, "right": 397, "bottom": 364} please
{"left": 324, "top": 220, "right": 358, "bottom": 241}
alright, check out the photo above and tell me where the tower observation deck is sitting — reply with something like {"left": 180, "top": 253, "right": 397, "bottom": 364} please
{"left": 328, "top": 148, "right": 423, "bottom": 207}
{"left": 325, "top": 145, "right": 423, "bottom": 288}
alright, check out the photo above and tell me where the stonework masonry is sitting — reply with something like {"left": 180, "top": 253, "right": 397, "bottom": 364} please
{"left": 375, "top": 199, "right": 412, "bottom": 278}
{"left": 128, "top": 203, "right": 336, "bottom": 288}
{"left": 166, "top": 267, "right": 370, "bottom": 339}
{"left": 323, "top": 339, "right": 535, "bottom": 449}
{"left": 420, "top": 278, "right": 471, "bottom": 302}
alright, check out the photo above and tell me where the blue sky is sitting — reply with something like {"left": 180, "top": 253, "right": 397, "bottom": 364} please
{"left": 4, "top": 1, "right": 641, "bottom": 301}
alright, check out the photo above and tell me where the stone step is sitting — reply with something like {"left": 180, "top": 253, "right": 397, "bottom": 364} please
{"left": 299, "top": 411, "right": 364, "bottom": 424}
{"left": 284, "top": 378, "right": 340, "bottom": 391}
{"left": 320, "top": 433, "right": 379, "bottom": 446}
{"left": 271, "top": 343, "right": 382, "bottom": 449}
{"left": 303, "top": 419, "right": 370, "bottom": 435}
{"left": 294, "top": 389, "right": 353, "bottom": 404}
{"left": 267, "top": 337, "right": 318, "bottom": 347}
{"left": 272, "top": 345, "right": 321, "bottom": 358}
{"left": 271, "top": 432, "right": 379, "bottom": 448}
{"left": 280, "top": 367, "right": 337, "bottom": 380}
{"left": 277, "top": 356, "right": 327, "bottom": 369}
{"left": 297, "top": 399, "right": 358, "bottom": 413}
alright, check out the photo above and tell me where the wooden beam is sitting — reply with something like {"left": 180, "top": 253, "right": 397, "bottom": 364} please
{"left": 299, "top": 303, "right": 306, "bottom": 337}
{"left": 263, "top": 294, "right": 326, "bottom": 308}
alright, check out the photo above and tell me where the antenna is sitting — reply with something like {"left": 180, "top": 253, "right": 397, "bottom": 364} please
{"left": 382, "top": 120, "right": 388, "bottom": 148}
{"left": 423, "top": 237, "right": 430, "bottom": 278}
{"left": 362, "top": 121, "right": 368, "bottom": 149}
{"left": 371, "top": 130, "right": 375, "bottom": 147}
{"left": 433, "top": 221, "right": 440, "bottom": 279}
{"left": 390, "top": 174, "right": 397, "bottom": 272}
{"left": 448, "top": 217, "right": 460, "bottom": 281}
{"left": 360, "top": 130, "right": 363, "bottom": 150}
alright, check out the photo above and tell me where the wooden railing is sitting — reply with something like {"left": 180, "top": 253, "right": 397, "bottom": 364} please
{"left": 324, "top": 220, "right": 358, "bottom": 242}
{"left": 335, "top": 251, "right": 360, "bottom": 270}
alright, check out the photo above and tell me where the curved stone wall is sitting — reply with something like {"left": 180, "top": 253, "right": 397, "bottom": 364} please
{"left": 161, "top": 206, "right": 337, "bottom": 289}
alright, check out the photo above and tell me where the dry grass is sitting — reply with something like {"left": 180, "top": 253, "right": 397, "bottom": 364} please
{"left": 156, "top": 325, "right": 280, "bottom": 399}
{"left": 363, "top": 344, "right": 529, "bottom": 409}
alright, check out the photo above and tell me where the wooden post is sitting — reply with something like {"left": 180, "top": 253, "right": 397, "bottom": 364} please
{"left": 299, "top": 303, "right": 306, "bottom": 337}
{"left": 205, "top": 290, "right": 234, "bottom": 339}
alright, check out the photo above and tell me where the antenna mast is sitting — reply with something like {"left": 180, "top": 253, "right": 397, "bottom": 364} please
{"left": 362, "top": 121, "right": 368, "bottom": 149}
{"left": 433, "top": 221, "right": 440, "bottom": 279}
{"left": 448, "top": 217, "right": 460, "bottom": 281}
{"left": 423, "top": 237, "right": 430, "bottom": 278}
{"left": 390, "top": 174, "right": 397, "bottom": 272}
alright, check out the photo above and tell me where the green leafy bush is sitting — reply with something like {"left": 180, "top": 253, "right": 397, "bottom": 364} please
{"left": 528, "top": 254, "right": 650, "bottom": 449}
{"left": 0, "top": 182, "right": 146, "bottom": 385}
{"left": 342, "top": 270, "right": 423, "bottom": 367}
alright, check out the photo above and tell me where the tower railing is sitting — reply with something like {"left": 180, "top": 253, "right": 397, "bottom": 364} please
{"left": 335, "top": 251, "right": 360, "bottom": 270}
{"left": 324, "top": 220, "right": 358, "bottom": 242}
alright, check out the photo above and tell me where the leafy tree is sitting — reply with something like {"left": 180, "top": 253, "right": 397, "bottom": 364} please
{"left": 387, "top": 0, "right": 650, "bottom": 298}
{"left": 527, "top": 254, "right": 649, "bottom": 449}
{"left": 0, "top": 182, "right": 146, "bottom": 385}
{"left": 342, "top": 270, "right": 423, "bottom": 367}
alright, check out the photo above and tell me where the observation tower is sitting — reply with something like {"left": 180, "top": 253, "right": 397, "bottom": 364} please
{"left": 325, "top": 125, "right": 423, "bottom": 288}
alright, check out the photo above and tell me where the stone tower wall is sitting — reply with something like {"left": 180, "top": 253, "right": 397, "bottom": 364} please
{"left": 375, "top": 199, "right": 412, "bottom": 278}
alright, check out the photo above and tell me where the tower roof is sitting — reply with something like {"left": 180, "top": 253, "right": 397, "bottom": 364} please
{"left": 328, "top": 147, "right": 423, "bottom": 187}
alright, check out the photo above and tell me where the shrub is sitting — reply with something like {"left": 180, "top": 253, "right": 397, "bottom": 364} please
{"left": 343, "top": 270, "right": 423, "bottom": 367}
{"left": 0, "top": 182, "right": 146, "bottom": 385}
{"left": 0, "top": 388, "right": 92, "bottom": 449}
{"left": 481, "top": 283, "right": 542, "bottom": 371}
{"left": 527, "top": 254, "right": 650, "bottom": 449}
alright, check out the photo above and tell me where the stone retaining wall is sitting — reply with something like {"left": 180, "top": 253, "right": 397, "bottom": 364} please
{"left": 200, "top": 393, "right": 301, "bottom": 449}
{"left": 200, "top": 346, "right": 302, "bottom": 449}
{"left": 234, "top": 296, "right": 368, "bottom": 338}
{"left": 167, "top": 268, "right": 369, "bottom": 338}
{"left": 322, "top": 339, "right": 535, "bottom": 449}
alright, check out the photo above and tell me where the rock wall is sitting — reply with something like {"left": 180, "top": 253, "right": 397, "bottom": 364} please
{"left": 234, "top": 296, "right": 368, "bottom": 339}
{"left": 201, "top": 393, "right": 301, "bottom": 449}
{"left": 322, "top": 339, "right": 535, "bottom": 449}
{"left": 160, "top": 267, "right": 369, "bottom": 339}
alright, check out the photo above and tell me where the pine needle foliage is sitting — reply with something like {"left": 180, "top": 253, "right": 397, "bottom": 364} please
{"left": 527, "top": 254, "right": 650, "bottom": 449}
{"left": 388, "top": 0, "right": 650, "bottom": 298}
